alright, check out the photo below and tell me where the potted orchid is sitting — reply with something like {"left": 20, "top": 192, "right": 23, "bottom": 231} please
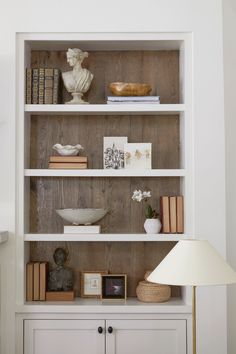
{"left": 132, "top": 190, "right": 162, "bottom": 234}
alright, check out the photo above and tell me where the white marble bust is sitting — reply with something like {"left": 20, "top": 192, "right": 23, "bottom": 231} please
{"left": 62, "top": 48, "right": 94, "bottom": 104}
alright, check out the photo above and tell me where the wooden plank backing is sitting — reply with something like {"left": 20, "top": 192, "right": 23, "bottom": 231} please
{"left": 29, "top": 49, "right": 181, "bottom": 299}
{"left": 30, "top": 241, "right": 180, "bottom": 298}
{"left": 30, "top": 115, "right": 180, "bottom": 169}
{"left": 29, "top": 175, "right": 181, "bottom": 298}
{"left": 31, "top": 50, "right": 179, "bottom": 104}
{"left": 30, "top": 177, "right": 180, "bottom": 234}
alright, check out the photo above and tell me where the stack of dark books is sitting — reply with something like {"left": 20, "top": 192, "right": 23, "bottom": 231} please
{"left": 25, "top": 68, "right": 60, "bottom": 104}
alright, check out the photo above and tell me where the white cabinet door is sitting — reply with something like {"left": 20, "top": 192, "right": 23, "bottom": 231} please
{"left": 106, "top": 319, "right": 186, "bottom": 354}
{"left": 24, "top": 319, "right": 105, "bottom": 354}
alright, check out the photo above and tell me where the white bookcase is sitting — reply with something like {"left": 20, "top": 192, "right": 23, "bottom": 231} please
{"left": 0, "top": 231, "right": 8, "bottom": 244}
{"left": 15, "top": 32, "right": 193, "bottom": 354}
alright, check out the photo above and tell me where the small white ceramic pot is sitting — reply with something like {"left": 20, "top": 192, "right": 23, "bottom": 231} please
{"left": 144, "top": 218, "right": 162, "bottom": 234}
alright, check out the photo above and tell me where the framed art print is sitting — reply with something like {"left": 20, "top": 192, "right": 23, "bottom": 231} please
{"left": 101, "top": 274, "right": 127, "bottom": 300}
{"left": 81, "top": 271, "right": 108, "bottom": 298}
{"left": 124, "top": 143, "right": 152, "bottom": 169}
{"left": 103, "top": 137, "right": 128, "bottom": 169}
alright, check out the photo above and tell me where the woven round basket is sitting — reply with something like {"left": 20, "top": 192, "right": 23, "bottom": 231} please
{"left": 136, "top": 281, "right": 171, "bottom": 303}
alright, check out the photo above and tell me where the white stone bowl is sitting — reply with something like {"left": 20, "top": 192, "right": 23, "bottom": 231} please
{"left": 56, "top": 208, "right": 108, "bottom": 225}
{"left": 53, "top": 144, "right": 84, "bottom": 156}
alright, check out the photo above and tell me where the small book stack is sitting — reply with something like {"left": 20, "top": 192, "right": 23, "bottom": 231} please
{"left": 25, "top": 68, "right": 60, "bottom": 104}
{"left": 64, "top": 225, "right": 101, "bottom": 234}
{"left": 26, "top": 262, "right": 48, "bottom": 301}
{"left": 107, "top": 96, "right": 160, "bottom": 104}
{"left": 49, "top": 156, "right": 88, "bottom": 169}
{"left": 160, "top": 196, "right": 184, "bottom": 234}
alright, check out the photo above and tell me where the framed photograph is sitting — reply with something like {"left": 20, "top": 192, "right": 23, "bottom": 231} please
{"left": 103, "top": 137, "right": 128, "bottom": 169}
{"left": 81, "top": 271, "right": 108, "bottom": 298}
{"left": 101, "top": 274, "right": 127, "bottom": 300}
{"left": 124, "top": 143, "right": 152, "bottom": 169}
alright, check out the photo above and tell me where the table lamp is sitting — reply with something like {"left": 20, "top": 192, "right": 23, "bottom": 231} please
{"left": 147, "top": 240, "right": 236, "bottom": 354}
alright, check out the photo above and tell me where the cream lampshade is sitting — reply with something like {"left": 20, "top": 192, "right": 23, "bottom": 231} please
{"left": 147, "top": 240, "right": 236, "bottom": 354}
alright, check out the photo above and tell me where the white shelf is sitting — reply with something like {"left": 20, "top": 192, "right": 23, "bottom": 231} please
{"left": 24, "top": 169, "right": 186, "bottom": 177}
{"left": 0, "top": 231, "right": 8, "bottom": 244}
{"left": 24, "top": 233, "right": 189, "bottom": 242}
{"left": 25, "top": 104, "right": 185, "bottom": 115}
{"left": 16, "top": 297, "right": 191, "bottom": 314}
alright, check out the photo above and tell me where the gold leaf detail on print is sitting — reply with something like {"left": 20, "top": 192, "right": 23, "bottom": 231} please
{"left": 125, "top": 152, "right": 131, "bottom": 164}
{"left": 135, "top": 149, "right": 142, "bottom": 160}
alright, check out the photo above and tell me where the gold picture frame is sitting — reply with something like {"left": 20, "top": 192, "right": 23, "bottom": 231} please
{"left": 80, "top": 271, "right": 108, "bottom": 298}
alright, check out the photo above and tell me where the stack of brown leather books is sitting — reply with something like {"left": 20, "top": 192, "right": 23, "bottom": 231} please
{"left": 160, "top": 196, "right": 184, "bottom": 234}
{"left": 48, "top": 156, "right": 88, "bottom": 169}
{"left": 26, "top": 262, "right": 48, "bottom": 301}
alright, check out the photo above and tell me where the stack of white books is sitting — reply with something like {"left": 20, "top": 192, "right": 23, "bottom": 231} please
{"left": 107, "top": 96, "right": 160, "bottom": 104}
{"left": 64, "top": 225, "right": 101, "bottom": 234}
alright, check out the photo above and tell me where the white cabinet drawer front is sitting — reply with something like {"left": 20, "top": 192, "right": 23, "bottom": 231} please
{"left": 24, "top": 319, "right": 105, "bottom": 354}
{"left": 106, "top": 319, "right": 186, "bottom": 354}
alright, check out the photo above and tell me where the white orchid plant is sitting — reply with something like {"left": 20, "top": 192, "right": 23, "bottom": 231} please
{"left": 132, "top": 189, "right": 159, "bottom": 219}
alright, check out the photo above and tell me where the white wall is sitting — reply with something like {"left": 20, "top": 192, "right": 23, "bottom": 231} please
{"left": 223, "top": 0, "right": 236, "bottom": 353}
{"left": 0, "top": 1, "right": 227, "bottom": 353}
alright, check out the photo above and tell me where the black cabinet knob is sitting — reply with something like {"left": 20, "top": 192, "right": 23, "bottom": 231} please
{"left": 98, "top": 326, "right": 103, "bottom": 334}
{"left": 108, "top": 326, "right": 113, "bottom": 334}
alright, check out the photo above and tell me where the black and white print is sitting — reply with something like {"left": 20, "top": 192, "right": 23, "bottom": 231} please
{"left": 103, "top": 137, "right": 128, "bottom": 169}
